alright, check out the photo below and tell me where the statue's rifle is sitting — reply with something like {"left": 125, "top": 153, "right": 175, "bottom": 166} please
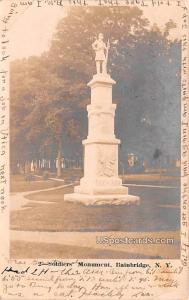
{"left": 105, "top": 39, "right": 110, "bottom": 71}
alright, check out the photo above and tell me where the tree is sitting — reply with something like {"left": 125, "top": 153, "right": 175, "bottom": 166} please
{"left": 48, "top": 7, "right": 181, "bottom": 166}
{"left": 10, "top": 7, "right": 181, "bottom": 174}
{"left": 10, "top": 54, "right": 83, "bottom": 175}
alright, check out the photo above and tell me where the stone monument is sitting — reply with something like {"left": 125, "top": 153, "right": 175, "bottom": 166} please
{"left": 64, "top": 33, "right": 140, "bottom": 206}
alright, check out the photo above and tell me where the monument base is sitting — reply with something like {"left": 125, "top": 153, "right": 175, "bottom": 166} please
{"left": 64, "top": 192, "right": 140, "bottom": 206}
{"left": 64, "top": 72, "right": 141, "bottom": 207}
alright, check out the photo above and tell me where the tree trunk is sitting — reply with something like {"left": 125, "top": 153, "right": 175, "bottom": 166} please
{"left": 57, "top": 138, "right": 62, "bottom": 178}
{"left": 35, "top": 158, "right": 40, "bottom": 174}
{"left": 50, "top": 158, "right": 56, "bottom": 172}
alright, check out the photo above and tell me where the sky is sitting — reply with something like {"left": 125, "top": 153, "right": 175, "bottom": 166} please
{"left": 9, "top": 4, "right": 182, "bottom": 61}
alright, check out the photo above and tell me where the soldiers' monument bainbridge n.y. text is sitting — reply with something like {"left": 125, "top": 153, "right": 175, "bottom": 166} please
{"left": 64, "top": 33, "right": 140, "bottom": 205}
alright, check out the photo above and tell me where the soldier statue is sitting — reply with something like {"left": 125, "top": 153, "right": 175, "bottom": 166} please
{"left": 92, "top": 33, "right": 110, "bottom": 74}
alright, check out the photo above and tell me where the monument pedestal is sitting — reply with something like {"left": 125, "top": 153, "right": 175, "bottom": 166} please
{"left": 64, "top": 73, "right": 140, "bottom": 206}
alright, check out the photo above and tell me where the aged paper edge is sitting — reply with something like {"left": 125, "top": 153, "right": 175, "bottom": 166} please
{"left": 0, "top": 1, "right": 188, "bottom": 299}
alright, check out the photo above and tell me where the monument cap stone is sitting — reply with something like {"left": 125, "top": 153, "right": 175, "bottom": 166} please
{"left": 87, "top": 73, "right": 116, "bottom": 87}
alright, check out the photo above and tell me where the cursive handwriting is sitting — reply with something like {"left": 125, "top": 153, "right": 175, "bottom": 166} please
{"left": 0, "top": 261, "right": 185, "bottom": 299}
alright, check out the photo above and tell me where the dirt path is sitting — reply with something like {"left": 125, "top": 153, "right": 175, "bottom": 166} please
{"left": 10, "top": 183, "right": 73, "bottom": 211}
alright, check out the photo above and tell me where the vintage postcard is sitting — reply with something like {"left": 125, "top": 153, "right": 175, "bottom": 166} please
{"left": 0, "top": 0, "right": 189, "bottom": 299}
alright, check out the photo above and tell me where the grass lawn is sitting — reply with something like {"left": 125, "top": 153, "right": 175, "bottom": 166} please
{"left": 10, "top": 185, "right": 180, "bottom": 232}
{"left": 10, "top": 175, "right": 180, "bottom": 259}
{"left": 122, "top": 174, "right": 180, "bottom": 185}
{"left": 10, "top": 175, "right": 63, "bottom": 193}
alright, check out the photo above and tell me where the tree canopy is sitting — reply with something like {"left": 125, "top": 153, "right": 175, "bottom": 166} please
{"left": 10, "top": 6, "right": 181, "bottom": 173}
